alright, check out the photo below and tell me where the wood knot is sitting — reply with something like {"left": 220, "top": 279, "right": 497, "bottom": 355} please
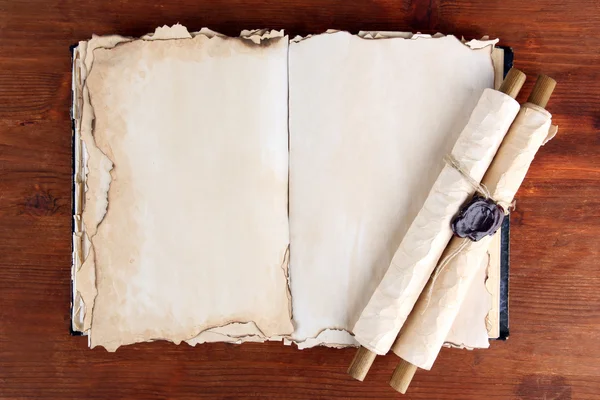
{"left": 22, "top": 188, "right": 60, "bottom": 216}
{"left": 516, "top": 374, "right": 571, "bottom": 400}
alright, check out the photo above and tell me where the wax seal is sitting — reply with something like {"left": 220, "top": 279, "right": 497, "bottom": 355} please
{"left": 451, "top": 195, "right": 504, "bottom": 241}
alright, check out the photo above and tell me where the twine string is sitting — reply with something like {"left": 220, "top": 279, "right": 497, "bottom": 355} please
{"left": 443, "top": 154, "right": 491, "bottom": 199}
{"left": 421, "top": 154, "right": 510, "bottom": 312}
{"left": 422, "top": 238, "right": 469, "bottom": 312}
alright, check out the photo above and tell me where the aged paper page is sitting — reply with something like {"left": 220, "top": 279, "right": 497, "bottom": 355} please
{"left": 288, "top": 32, "right": 498, "bottom": 347}
{"left": 84, "top": 32, "right": 292, "bottom": 351}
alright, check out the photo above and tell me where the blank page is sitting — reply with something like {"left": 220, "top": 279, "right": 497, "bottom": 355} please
{"left": 288, "top": 32, "right": 495, "bottom": 347}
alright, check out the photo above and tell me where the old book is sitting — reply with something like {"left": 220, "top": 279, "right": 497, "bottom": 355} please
{"left": 72, "top": 24, "right": 506, "bottom": 351}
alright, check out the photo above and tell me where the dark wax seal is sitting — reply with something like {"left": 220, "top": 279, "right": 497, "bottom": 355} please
{"left": 451, "top": 195, "right": 505, "bottom": 242}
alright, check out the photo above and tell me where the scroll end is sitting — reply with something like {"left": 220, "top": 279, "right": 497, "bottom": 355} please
{"left": 347, "top": 346, "right": 377, "bottom": 381}
{"left": 527, "top": 74, "right": 557, "bottom": 108}
{"left": 389, "top": 359, "right": 418, "bottom": 394}
{"left": 498, "top": 68, "right": 527, "bottom": 99}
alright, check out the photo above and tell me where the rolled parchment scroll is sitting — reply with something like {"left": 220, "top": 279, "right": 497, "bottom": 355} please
{"left": 348, "top": 69, "right": 525, "bottom": 381}
{"left": 389, "top": 75, "right": 556, "bottom": 393}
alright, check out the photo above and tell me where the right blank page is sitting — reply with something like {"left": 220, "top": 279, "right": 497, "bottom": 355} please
{"left": 288, "top": 32, "right": 495, "bottom": 347}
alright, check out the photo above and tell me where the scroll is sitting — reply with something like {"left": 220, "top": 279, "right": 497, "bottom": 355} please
{"left": 349, "top": 69, "right": 526, "bottom": 380}
{"left": 389, "top": 75, "right": 556, "bottom": 393}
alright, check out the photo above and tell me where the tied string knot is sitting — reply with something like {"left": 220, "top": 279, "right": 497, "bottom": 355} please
{"left": 443, "top": 154, "right": 512, "bottom": 213}
{"left": 422, "top": 154, "right": 511, "bottom": 312}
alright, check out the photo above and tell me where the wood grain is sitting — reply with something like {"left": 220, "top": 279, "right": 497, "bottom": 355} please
{"left": 0, "top": 0, "right": 599, "bottom": 398}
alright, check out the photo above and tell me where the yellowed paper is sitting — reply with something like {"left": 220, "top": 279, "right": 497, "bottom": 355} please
{"left": 72, "top": 34, "right": 134, "bottom": 333}
{"left": 392, "top": 103, "right": 553, "bottom": 369}
{"left": 77, "top": 29, "right": 293, "bottom": 351}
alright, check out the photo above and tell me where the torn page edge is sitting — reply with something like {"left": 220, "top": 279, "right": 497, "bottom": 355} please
{"left": 99, "top": 318, "right": 276, "bottom": 351}
{"left": 141, "top": 23, "right": 192, "bottom": 40}
{"left": 72, "top": 25, "right": 197, "bottom": 335}
{"left": 544, "top": 124, "right": 558, "bottom": 145}
{"left": 293, "top": 328, "right": 357, "bottom": 350}
{"left": 73, "top": 35, "right": 130, "bottom": 336}
{"left": 443, "top": 342, "right": 476, "bottom": 350}
{"left": 491, "top": 47, "right": 505, "bottom": 90}
{"left": 184, "top": 244, "right": 293, "bottom": 348}
{"left": 281, "top": 245, "right": 293, "bottom": 322}
{"left": 292, "top": 31, "right": 498, "bottom": 55}
{"left": 72, "top": 43, "right": 84, "bottom": 332}
{"left": 191, "top": 27, "right": 285, "bottom": 43}
{"left": 239, "top": 29, "right": 285, "bottom": 43}
{"left": 359, "top": 31, "right": 499, "bottom": 54}
{"left": 187, "top": 322, "right": 267, "bottom": 346}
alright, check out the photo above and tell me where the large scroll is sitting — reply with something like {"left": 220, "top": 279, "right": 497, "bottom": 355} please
{"left": 391, "top": 75, "right": 556, "bottom": 371}
{"left": 352, "top": 87, "right": 521, "bottom": 355}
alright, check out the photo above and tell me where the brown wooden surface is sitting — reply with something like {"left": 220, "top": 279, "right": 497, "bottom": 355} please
{"left": 1, "top": 0, "right": 599, "bottom": 398}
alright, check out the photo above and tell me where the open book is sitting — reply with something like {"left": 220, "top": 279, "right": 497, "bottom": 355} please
{"left": 72, "top": 25, "right": 505, "bottom": 351}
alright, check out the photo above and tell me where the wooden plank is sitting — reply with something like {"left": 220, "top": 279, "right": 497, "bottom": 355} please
{"left": 0, "top": 0, "right": 599, "bottom": 398}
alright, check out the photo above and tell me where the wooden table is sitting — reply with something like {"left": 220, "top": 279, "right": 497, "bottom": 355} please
{"left": 1, "top": 1, "right": 598, "bottom": 398}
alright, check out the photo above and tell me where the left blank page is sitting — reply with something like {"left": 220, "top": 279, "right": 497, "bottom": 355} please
{"left": 80, "top": 32, "right": 292, "bottom": 351}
